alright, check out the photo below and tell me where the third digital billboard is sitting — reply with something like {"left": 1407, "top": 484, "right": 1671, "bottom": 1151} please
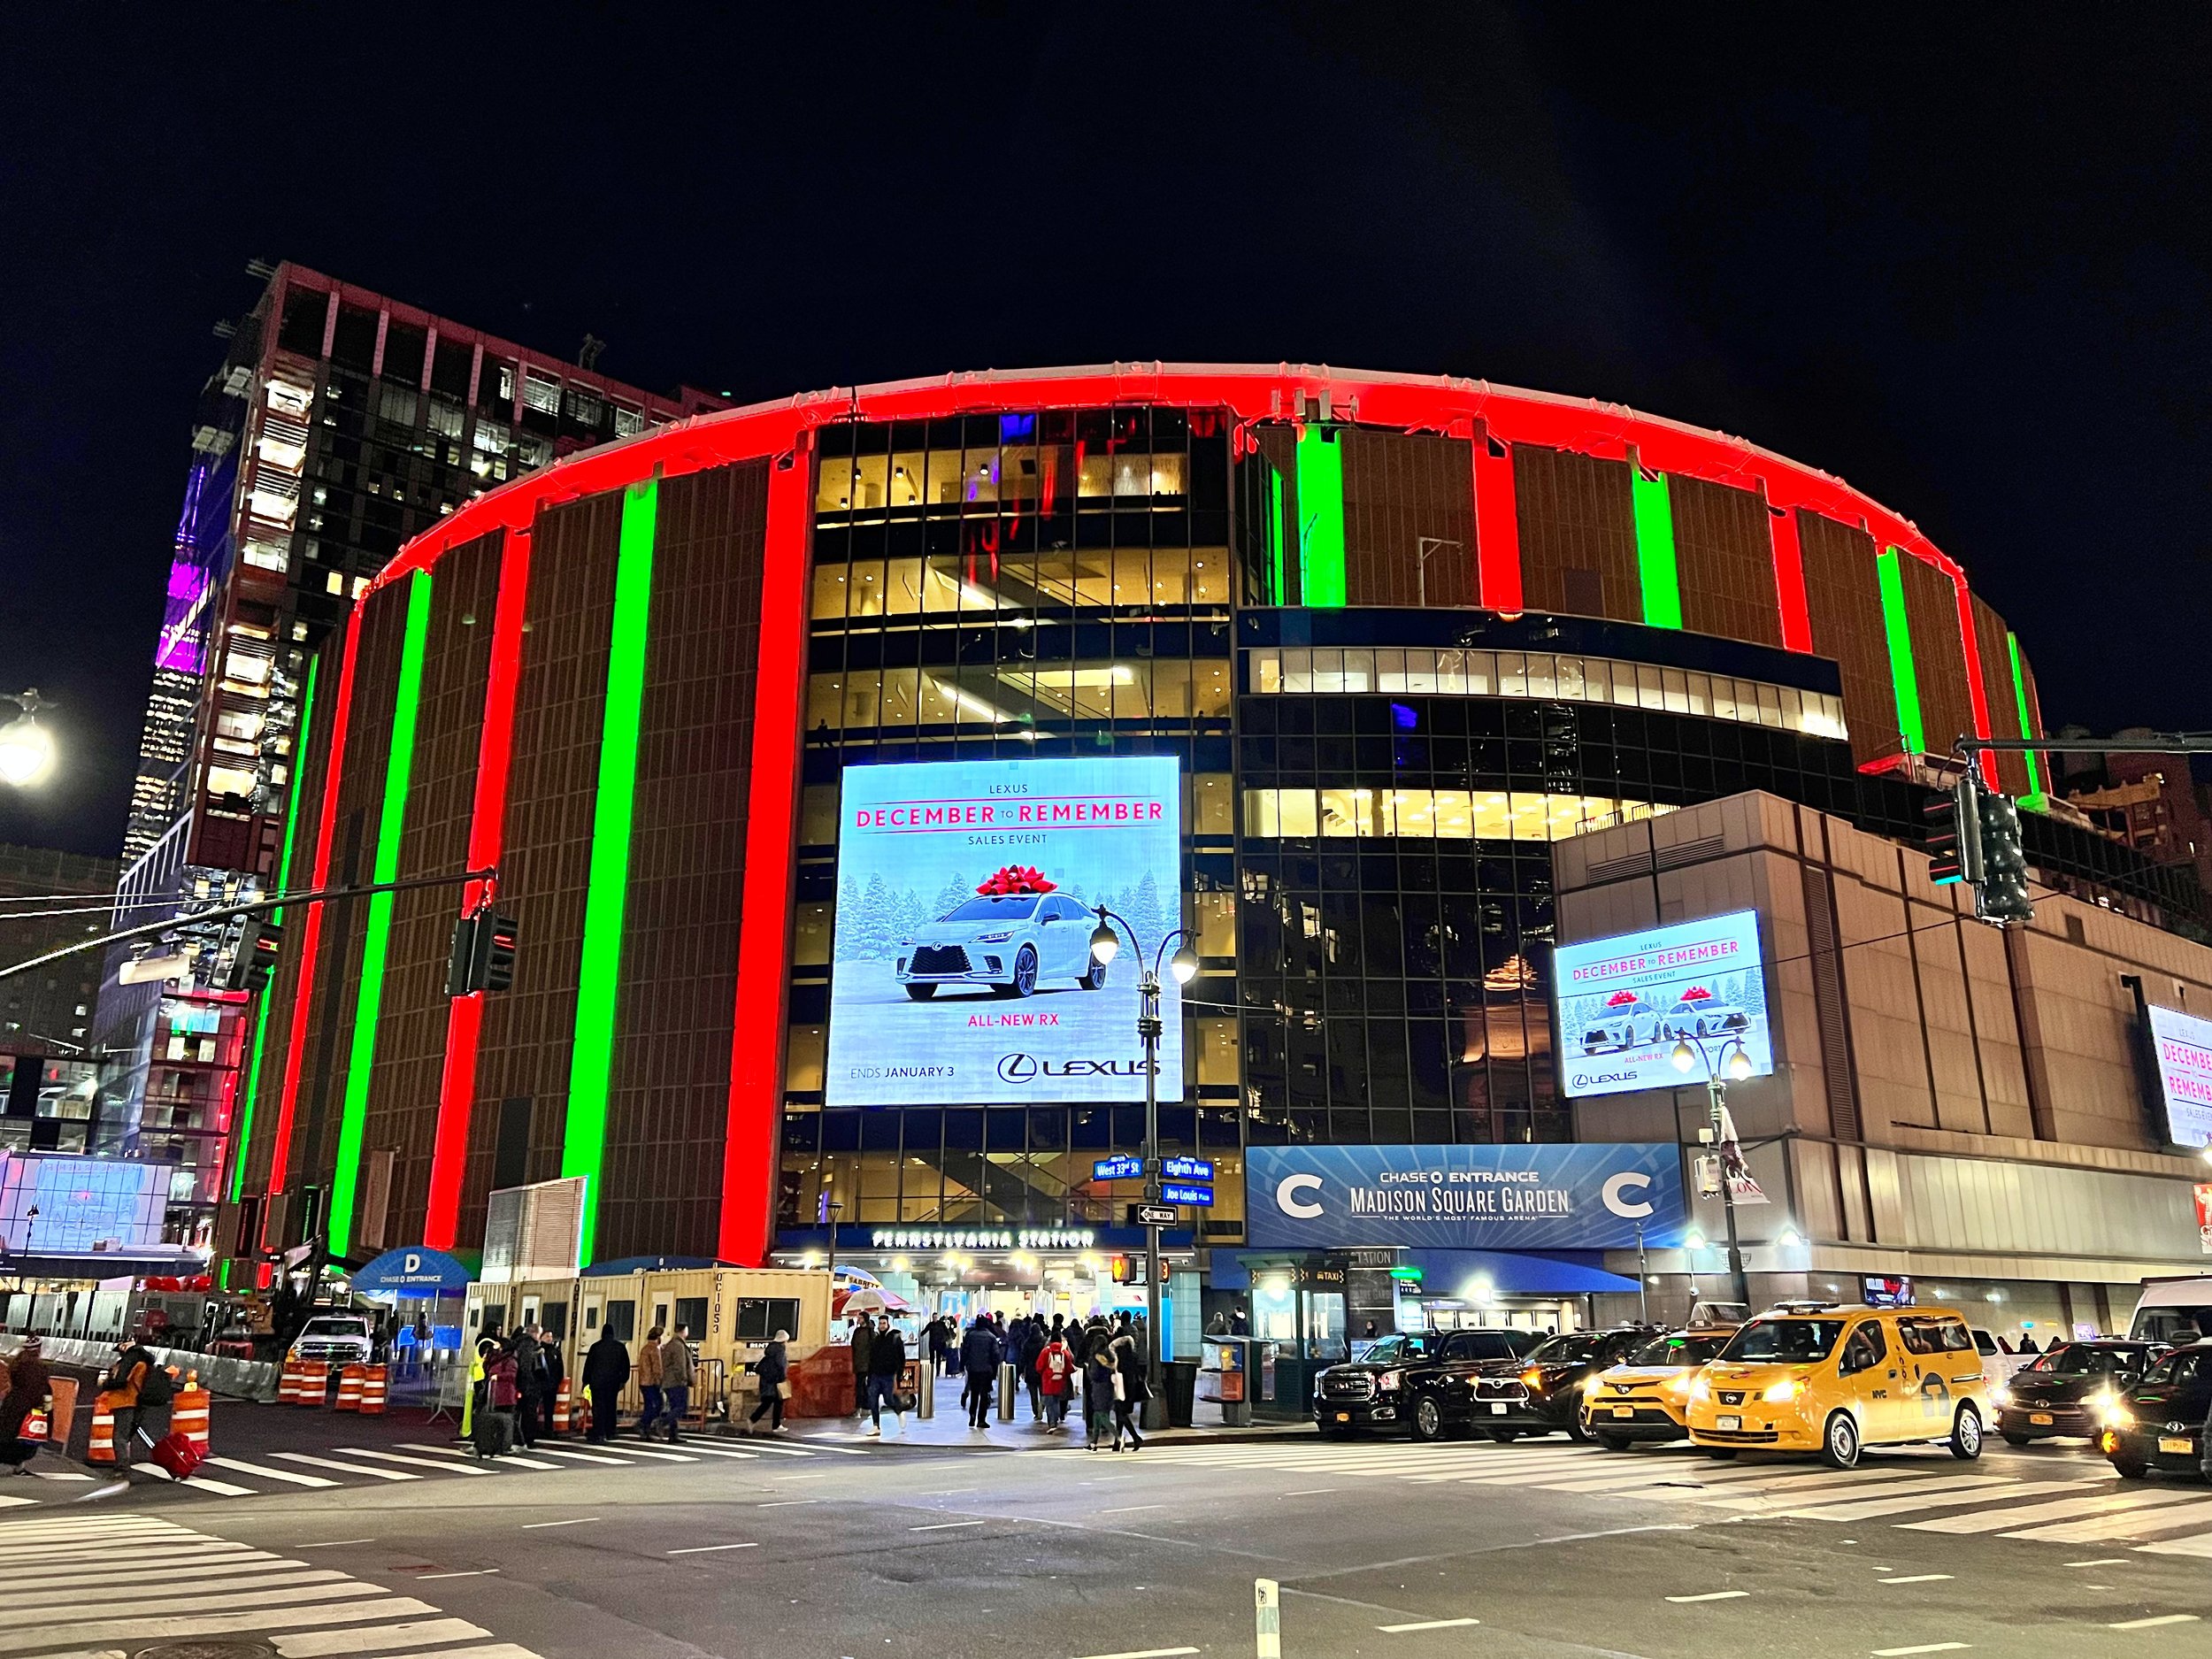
{"left": 1554, "top": 909, "right": 1773, "bottom": 1098}
{"left": 2147, "top": 1003, "right": 2212, "bottom": 1149}
{"left": 826, "top": 755, "right": 1184, "bottom": 1107}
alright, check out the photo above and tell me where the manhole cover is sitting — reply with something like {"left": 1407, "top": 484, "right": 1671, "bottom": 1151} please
{"left": 134, "top": 1642, "right": 278, "bottom": 1659}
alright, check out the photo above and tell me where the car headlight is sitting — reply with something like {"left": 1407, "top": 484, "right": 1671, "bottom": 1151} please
{"left": 2083, "top": 1389, "right": 2114, "bottom": 1413}
{"left": 2104, "top": 1403, "right": 2134, "bottom": 1430}
{"left": 1687, "top": 1377, "right": 1712, "bottom": 1402}
{"left": 1761, "top": 1378, "right": 1806, "bottom": 1404}
{"left": 1989, "top": 1383, "right": 2011, "bottom": 1407}
{"left": 1520, "top": 1367, "right": 1542, "bottom": 1389}
{"left": 1376, "top": 1370, "right": 1402, "bottom": 1392}
{"left": 1667, "top": 1375, "right": 1693, "bottom": 1397}
{"left": 974, "top": 930, "right": 1018, "bottom": 942}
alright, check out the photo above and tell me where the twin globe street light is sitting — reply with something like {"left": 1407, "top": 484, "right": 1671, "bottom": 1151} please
{"left": 1671, "top": 1030, "right": 1755, "bottom": 1310}
{"left": 1087, "top": 904, "right": 1198, "bottom": 1425}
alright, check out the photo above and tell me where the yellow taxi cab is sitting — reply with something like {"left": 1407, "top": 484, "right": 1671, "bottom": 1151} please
{"left": 1683, "top": 1302, "right": 1992, "bottom": 1469}
{"left": 1578, "top": 1325, "right": 1739, "bottom": 1450}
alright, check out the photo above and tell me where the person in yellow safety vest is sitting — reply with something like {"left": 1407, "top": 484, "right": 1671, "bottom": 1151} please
{"left": 460, "top": 1335, "right": 494, "bottom": 1439}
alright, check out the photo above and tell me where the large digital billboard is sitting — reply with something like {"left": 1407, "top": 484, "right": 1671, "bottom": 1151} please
{"left": 1247, "top": 1143, "right": 1687, "bottom": 1250}
{"left": 2147, "top": 1004, "right": 2212, "bottom": 1149}
{"left": 1554, "top": 909, "right": 1773, "bottom": 1098}
{"left": 826, "top": 756, "right": 1184, "bottom": 1106}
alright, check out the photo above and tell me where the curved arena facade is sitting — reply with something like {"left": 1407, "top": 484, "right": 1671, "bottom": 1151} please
{"left": 227, "top": 363, "right": 2176, "bottom": 1289}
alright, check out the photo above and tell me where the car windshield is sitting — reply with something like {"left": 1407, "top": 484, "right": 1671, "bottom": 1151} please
{"left": 941, "top": 895, "right": 1041, "bottom": 922}
{"left": 1717, "top": 1318, "right": 1845, "bottom": 1363}
{"left": 302, "top": 1317, "right": 364, "bottom": 1337}
{"left": 1629, "top": 1333, "right": 1728, "bottom": 1367}
{"left": 2142, "top": 1348, "right": 2208, "bottom": 1387}
{"left": 2027, "top": 1344, "right": 2116, "bottom": 1376}
{"left": 1357, "top": 1334, "right": 1430, "bottom": 1364}
{"left": 1527, "top": 1333, "right": 1603, "bottom": 1365}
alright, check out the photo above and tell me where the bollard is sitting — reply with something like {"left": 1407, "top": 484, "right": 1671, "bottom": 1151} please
{"left": 915, "top": 1358, "right": 934, "bottom": 1420}
{"left": 334, "top": 1364, "right": 365, "bottom": 1411}
{"left": 996, "top": 1360, "right": 1016, "bottom": 1422}
{"left": 358, "top": 1364, "right": 388, "bottom": 1416}
{"left": 172, "top": 1376, "right": 212, "bottom": 1452}
{"left": 1255, "top": 1578, "right": 1282, "bottom": 1659}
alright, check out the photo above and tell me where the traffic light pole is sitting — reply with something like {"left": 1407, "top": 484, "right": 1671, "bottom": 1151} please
{"left": 0, "top": 866, "right": 498, "bottom": 986}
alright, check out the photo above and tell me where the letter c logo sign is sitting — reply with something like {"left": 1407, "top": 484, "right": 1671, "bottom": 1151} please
{"left": 1276, "top": 1173, "right": 1325, "bottom": 1220}
{"left": 1601, "top": 1171, "right": 1654, "bottom": 1219}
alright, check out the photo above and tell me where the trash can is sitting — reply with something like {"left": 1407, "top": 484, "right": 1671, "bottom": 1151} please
{"left": 1163, "top": 1360, "right": 1198, "bottom": 1429}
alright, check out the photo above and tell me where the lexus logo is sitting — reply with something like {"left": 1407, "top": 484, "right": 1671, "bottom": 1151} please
{"left": 999, "top": 1054, "right": 1039, "bottom": 1083}
{"left": 997, "top": 1053, "right": 1149, "bottom": 1084}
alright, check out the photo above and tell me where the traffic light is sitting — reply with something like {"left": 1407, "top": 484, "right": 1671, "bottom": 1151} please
{"left": 225, "top": 918, "right": 282, "bottom": 994}
{"left": 1971, "top": 787, "right": 2034, "bottom": 926}
{"left": 1923, "top": 775, "right": 1983, "bottom": 887}
{"left": 446, "top": 907, "right": 520, "bottom": 995}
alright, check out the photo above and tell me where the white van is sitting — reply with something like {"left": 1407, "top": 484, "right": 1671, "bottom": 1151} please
{"left": 2127, "top": 1276, "right": 2212, "bottom": 1343}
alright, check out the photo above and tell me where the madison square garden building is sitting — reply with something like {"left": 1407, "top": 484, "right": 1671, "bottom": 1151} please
{"left": 221, "top": 364, "right": 2196, "bottom": 1333}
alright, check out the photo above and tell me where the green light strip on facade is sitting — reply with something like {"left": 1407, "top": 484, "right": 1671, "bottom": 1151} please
{"left": 228, "top": 655, "right": 319, "bottom": 1203}
{"left": 2008, "top": 631, "right": 2047, "bottom": 807}
{"left": 1631, "top": 469, "right": 1683, "bottom": 629}
{"left": 327, "top": 572, "right": 432, "bottom": 1256}
{"left": 1268, "top": 470, "right": 1287, "bottom": 604}
{"left": 565, "top": 477, "right": 658, "bottom": 1263}
{"left": 1875, "top": 548, "right": 1926, "bottom": 757}
{"left": 1294, "top": 426, "right": 1346, "bottom": 607}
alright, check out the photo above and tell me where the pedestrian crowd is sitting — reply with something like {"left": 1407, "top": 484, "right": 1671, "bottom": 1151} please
{"left": 916, "top": 1309, "right": 1150, "bottom": 1450}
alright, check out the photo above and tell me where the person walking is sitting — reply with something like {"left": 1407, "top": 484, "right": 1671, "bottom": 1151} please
{"left": 635, "top": 1325, "right": 665, "bottom": 1440}
{"left": 1019, "top": 1317, "right": 1047, "bottom": 1420}
{"left": 581, "top": 1325, "right": 630, "bottom": 1444}
{"left": 1110, "top": 1322, "right": 1148, "bottom": 1451}
{"left": 866, "top": 1313, "right": 905, "bottom": 1437}
{"left": 849, "top": 1314, "right": 876, "bottom": 1418}
{"left": 0, "top": 1336, "right": 50, "bottom": 1474}
{"left": 1082, "top": 1321, "right": 1118, "bottom": 1451}
{"left": 509, "top": 1330, "right": 542, "bottom": 1449}
{"left": 104, "top": 1338, "right": 172, "bottom": 1468}
{"left": 961, "top": 1313, "right": 1002, "bottom": 1429}
{"left": 1037, "top": 1324, "right": 1073, "bottom": 1432}
{"left": 476, "top": 1340, "right": 520, "bottom": 1458}
{"left": 749, "top": 1330, "right": 791, "bottom": 1433}
{"left": 658, "top": 1324, "right": 696, "bottom": 1441}
{"left": 538, "top": 1328, "right": 567, "bottom": 1440}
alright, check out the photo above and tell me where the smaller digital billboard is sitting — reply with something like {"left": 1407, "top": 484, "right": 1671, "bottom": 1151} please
{"left": 2147, "top": 1004, "right": 2212, "bottom": 1149}
{"left": 1554, "top": 909, "right": 1773, "bottom": 1099}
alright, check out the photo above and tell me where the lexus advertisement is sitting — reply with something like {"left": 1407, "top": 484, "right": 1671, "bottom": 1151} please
{"left": 1553, "top": 909, "right": 1775, "bottom": 1099}
{"left": 825, "top": 755, "right": 1186, "bottom": 1107}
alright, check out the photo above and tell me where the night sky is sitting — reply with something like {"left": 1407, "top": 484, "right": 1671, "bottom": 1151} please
{"left": 5, "top": 7, "right": 2208, "bottom": 858}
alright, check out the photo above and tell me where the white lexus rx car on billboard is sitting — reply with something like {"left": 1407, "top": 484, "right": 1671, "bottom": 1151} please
{"left": 895, "top": 893, "right": 1108, "bottom": 1000}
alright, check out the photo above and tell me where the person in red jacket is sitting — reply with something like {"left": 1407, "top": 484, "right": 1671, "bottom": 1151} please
{"left": 1037, "top": 1328, "right": 1074, "bottom": 1431}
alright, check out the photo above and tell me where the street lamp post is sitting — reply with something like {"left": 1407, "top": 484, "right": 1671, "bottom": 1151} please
{"left": 1671, "top": 1032, "right": 1754, "bottom": 1310}
{"left": 1089, "top": 904, "right": 1198, "bottom": 1429}
{"left": 19, "top": 1204, "right": 39, "bottom": 1334}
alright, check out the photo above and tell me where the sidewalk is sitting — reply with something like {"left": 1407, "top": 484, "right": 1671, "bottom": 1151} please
{"left": 770, "top": 1394, "right": 1313, "bottom": 1452}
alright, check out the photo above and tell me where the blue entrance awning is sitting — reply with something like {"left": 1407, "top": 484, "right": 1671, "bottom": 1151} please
{"left": 350, "top": 1247, "right": 477, "bottom": 1296}
{"left": 1400, "top": 1248, "right": 1638, "bottom": 1296}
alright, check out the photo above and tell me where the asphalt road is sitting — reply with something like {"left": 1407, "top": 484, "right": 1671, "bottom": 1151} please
{"left": 11, "top": 1426, "right": 2212, "bottom": 1659}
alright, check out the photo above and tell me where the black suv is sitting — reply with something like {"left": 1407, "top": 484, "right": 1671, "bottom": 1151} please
{"left": 1995, "top": 1339, "right": 2160, "bottom": 1446}
{"left": 1313, "top": 1330, "right": 1536, "bottom": 1439}
{"left": 1478, "top": 1325, "right": 1667, "bottom": 1443}
{"left": 2102, "top": 1341, "right": 2212, "bottom": 1480}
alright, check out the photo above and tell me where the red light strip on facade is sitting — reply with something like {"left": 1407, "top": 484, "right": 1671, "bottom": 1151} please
{"left": 266, "top": 606, "right": 364, "bottom": 1197}
{"left": 719, "top": 448, "right": 814, "bottom": 1265}
{"left": 1767, "top": 505, "right": 1814, "bottom": 654}
{"left": 1472, "top": 436, "right": 1523, "bottom": 613}
{"left": 1952, "top": 574, "right": 1999, "bottom": 787}
{"left": 425, "top": 527, "right": 534, "bottom": 1250}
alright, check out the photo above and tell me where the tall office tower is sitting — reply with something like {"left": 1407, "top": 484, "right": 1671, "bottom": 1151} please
{"left": 104, "top": 264, "right": 723, "bottom": 1245}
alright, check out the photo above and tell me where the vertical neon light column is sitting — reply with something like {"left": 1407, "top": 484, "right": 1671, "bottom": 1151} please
{"left": 228, "top": 657, "right": 318, "bottom": 1202}
{"left": 1875, "top": 548, "right": 1926, "bottom": 758}
{"left": 1268, "top": 472, "right": 1287, "bottom": 604}
{"left": 1473, "top": 438, "right": 1522, "bottom": 612}
{"left": 1767, "top": 505, "right": 1814, "bottom": 652}
{"left": 1294, "top": 426, "right": 1346, "bottom": 606}
{"left": 722, "top": 448, "right": 813, "bottom": 1265}
{"left": 565, "top": 478, "right": 658, "bottom": 1264}
{"left": 2008, "top": 632, "right": 2047, "bottom": 809}
{"left": 269, "top": 610, "right": 365, "bottom": 1199}
{"left": 1631, "top": 467, "right": 1682, "bottom": 629}
{"left": 327, "top": 570, "right": 434, "bottom": 1255}
{"left": 426, "top": 526, "right": 534, "bottom": 1250}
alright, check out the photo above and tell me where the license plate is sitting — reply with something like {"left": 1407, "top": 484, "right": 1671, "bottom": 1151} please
{"left": 1335, "top": 1412, "right": 1350, "bottom": 1423}
{"left": 1717, "top": 1415, "right": 1741, "bottom": 1432}
{"left": 2030, "top": 1412, "right": 2053, "bottom": 1425}
{"left": 1489, "top": 1402, "right": 1507, "bottom": 1415}
{"left": 2160, "top": 1436, "right": 2194, "bottom": 1455}
{"left": 1612, "top": 1406, "right": 1635, "bottom": 1418}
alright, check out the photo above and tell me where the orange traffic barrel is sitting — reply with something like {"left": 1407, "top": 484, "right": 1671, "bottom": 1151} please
{"left": 358, "top": 1364, "right": 388, "bottom": 1416}
{"left": 173, "top": 1375, "right": 212, "bottom": 1451}
{"left": 334, "top": 1364, "right": 364, "bottom": 1411}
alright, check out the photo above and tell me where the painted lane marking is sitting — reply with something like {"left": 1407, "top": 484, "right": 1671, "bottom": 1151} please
{"left": 270, "top": 1454, "right": 419, "bottom": 1482}
{"left": 910, "top": 1520, "right": 987, "bottom": 1532}
{"left": 2063, "top": 1558, "right": 2129, "bottom": 1567}
{"left": 1377, "top": 1617, "right": 1481, "bottom": 1632}
{"left": 336, "top": 1448, "right": 490, "bottom": 1476}
{"left": 415, "top": 1570, "right": 501, "bottom": 1580}
{"left": 1666, "top": 1590, "right": 1749, "bottom": 1603}
{"left": 0, "top": 1596, "right": 442, "bottom": 1652}
{"left": 397, "top": 1444, "right": 563, "bottom": 1471}
{"left": 757, "top": 1499, "right": 820, "bottom": 1508}
{"left": 521, "top": 1447, "right": 641, "bottom": 1468}
{"left": 1878, "top": 1575, "right": 1954, "bottom": 1585}
{"left": 1068, "top": 1649, "right": 1202, "bottom": 1659}
{"left": 269, "top": 1616, "right": 491, "bottom": 1656}
{"left": 1903, "top": 1487, "right": 2208, "bottom": 1534}
{"left": 1281, "top": 1488, "right": 1339, "bottom": 1497}
{"left": 1098, "top": 1504, "right": 1166, "bottom": 1516}
{"left": 207, "top": 1456, "right": 341, "bottom": 1488}
{"left": 2109, "top": 1615, "right": 2200, "bottom": 1630}
{"left": 520, "top": 1517, "right": 600, "bottom": 1529}
{"left": 297, "top": 1540, "right": 378, "bottom": 1548}
{"left": 1870, "top": 1645, "right": 1970, "bottom": 1656}
{"left": 666, "top": 1542, "right": 759, "bottom": 1555}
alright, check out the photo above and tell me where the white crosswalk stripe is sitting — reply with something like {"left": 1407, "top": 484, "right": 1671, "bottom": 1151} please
{"left": 0, "top": 1514, "right": 549, "bottom": 1659}
{"left": 0, "top": 1433, "right": 817, "bottom": 1509}
{"left": 1125, "top": 1433, "right": 2212, "bottom": 1560}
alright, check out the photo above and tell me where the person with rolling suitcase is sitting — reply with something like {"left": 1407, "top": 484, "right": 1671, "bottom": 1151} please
{"left": 473, "top": 1343, "right": 520, "bottom": 1459}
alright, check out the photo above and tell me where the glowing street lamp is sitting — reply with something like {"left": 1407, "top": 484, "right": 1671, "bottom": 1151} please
{"left": 0, "top": 690, "right": 57, "bottom": 788}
